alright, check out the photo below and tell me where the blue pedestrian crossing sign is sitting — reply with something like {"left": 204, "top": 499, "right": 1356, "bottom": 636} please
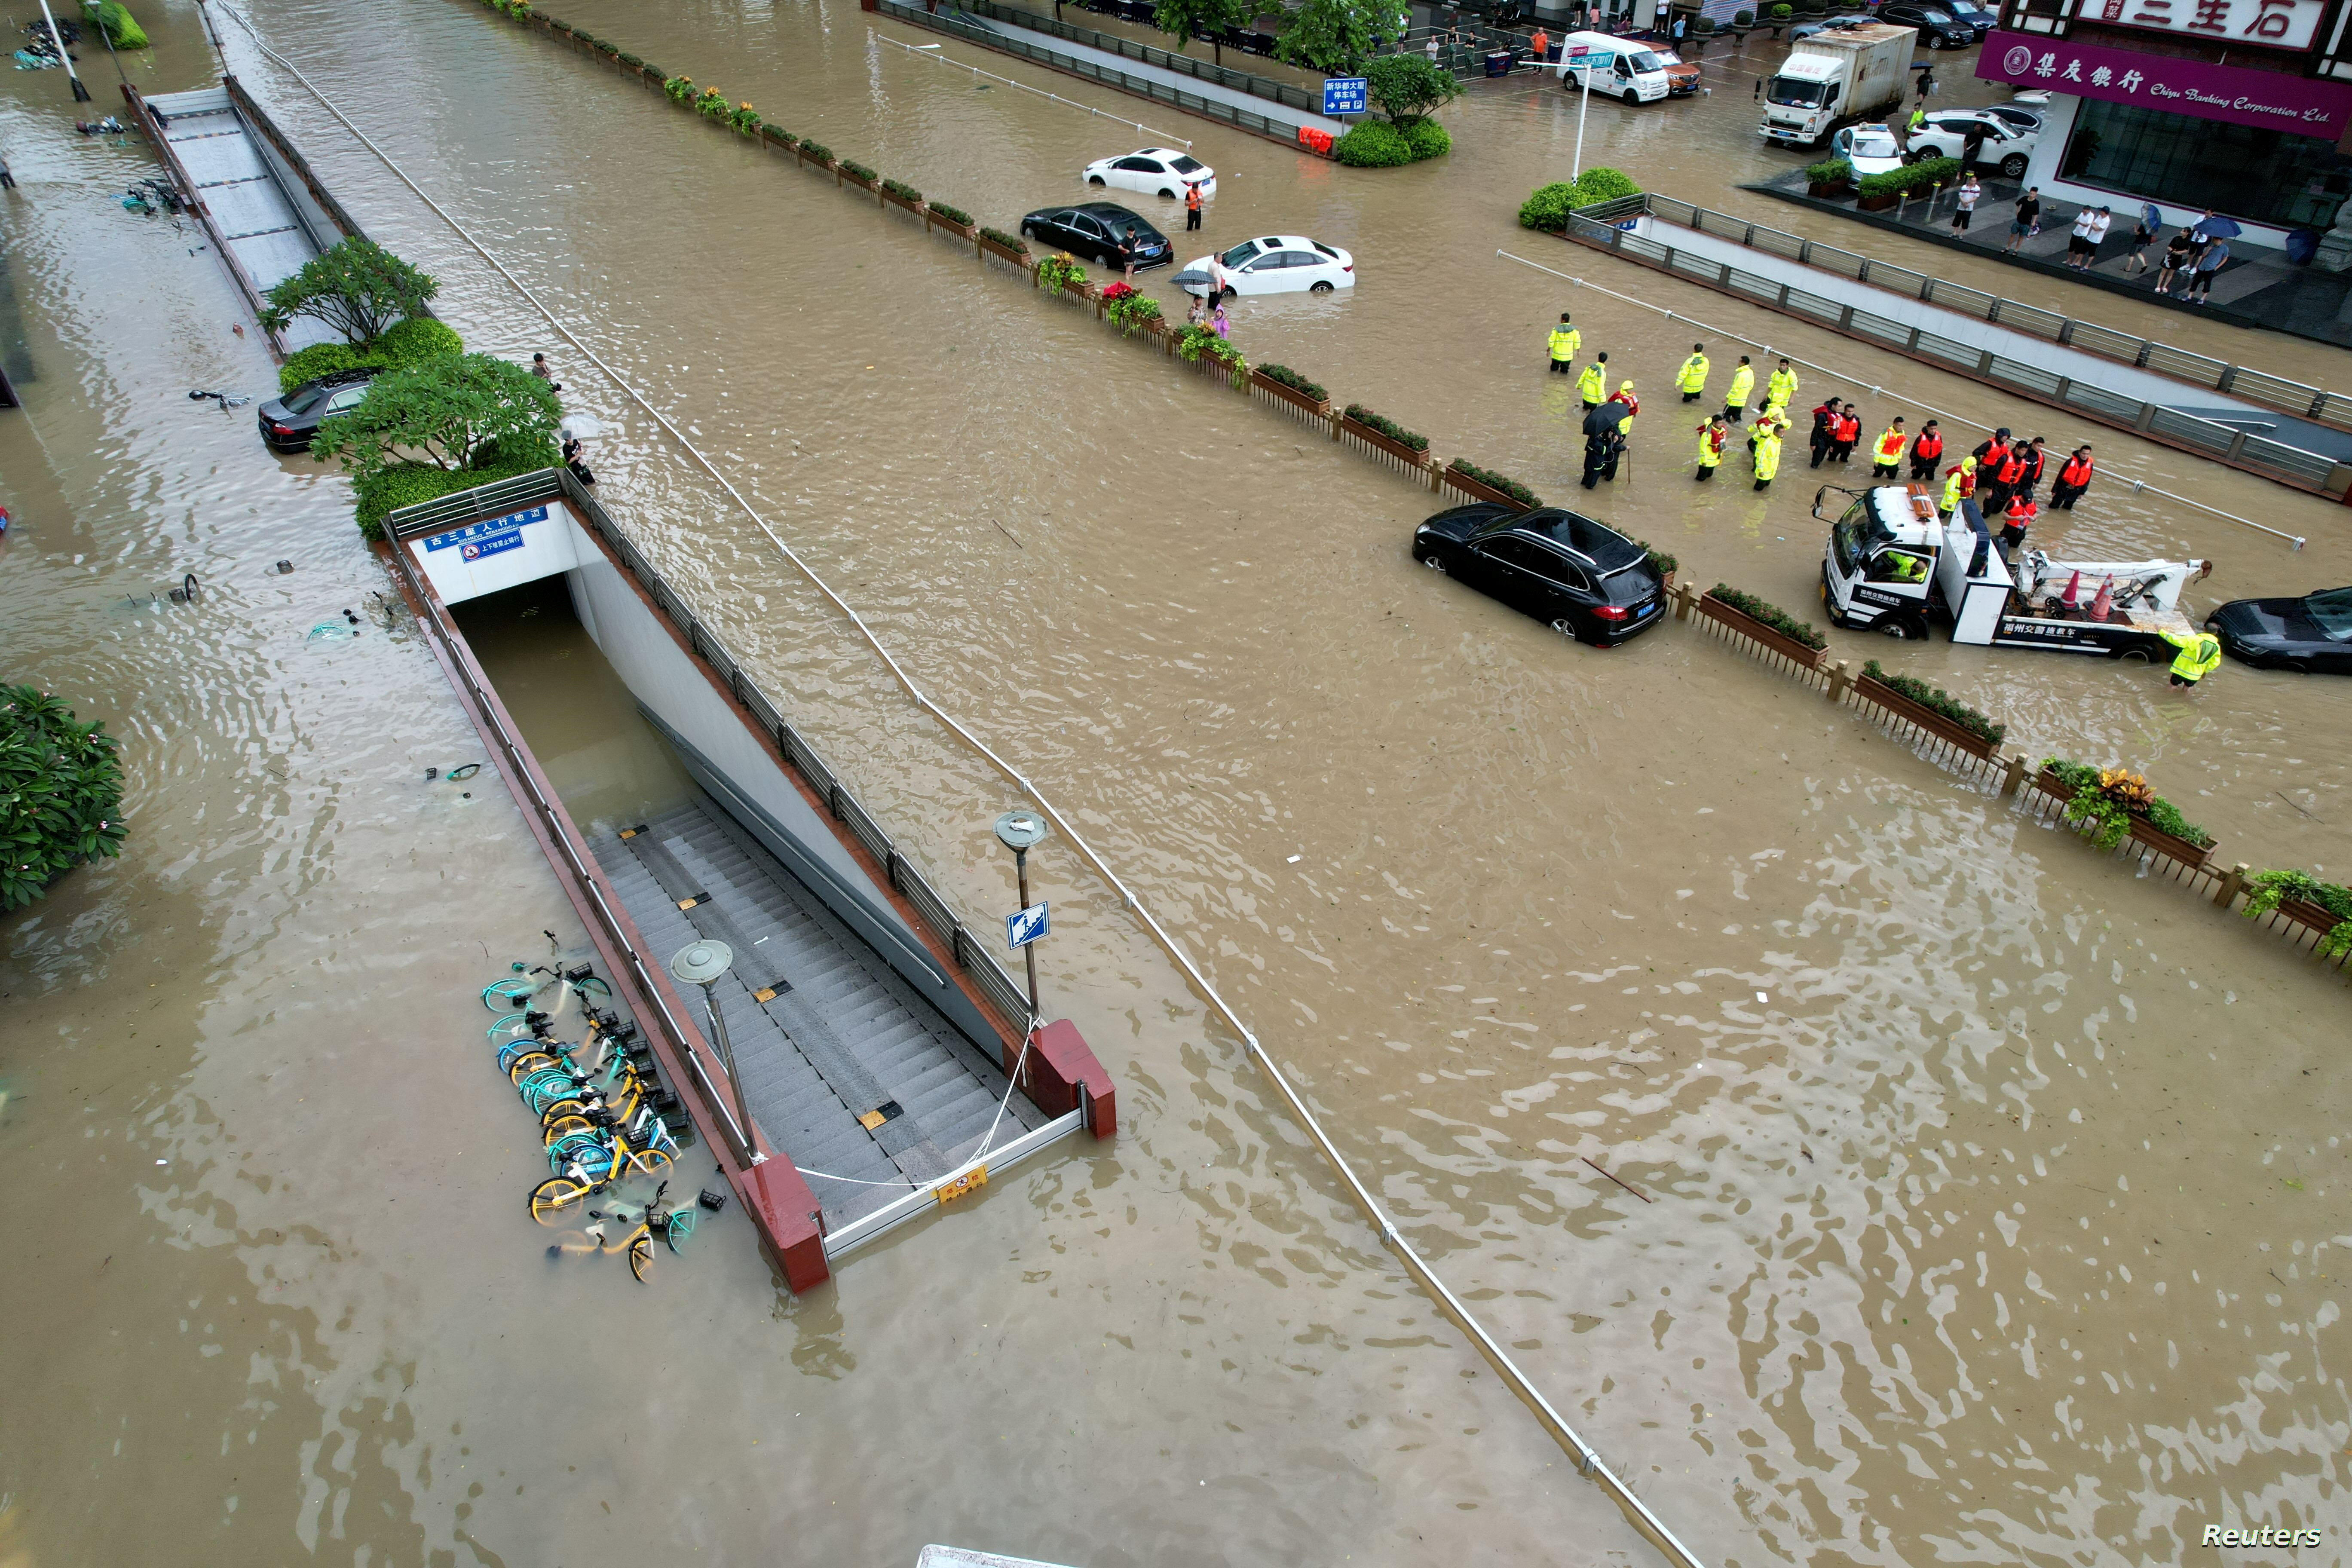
{"left": 1006, "top": 900, "right": 1050, "bottom": 950}
{"left": 1323, "top": 77, "right": 1367, "bottom": 115}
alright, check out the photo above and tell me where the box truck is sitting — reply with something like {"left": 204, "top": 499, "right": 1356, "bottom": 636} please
{"left": 1759, "top": 23, "right": 1915, "bottom": 148}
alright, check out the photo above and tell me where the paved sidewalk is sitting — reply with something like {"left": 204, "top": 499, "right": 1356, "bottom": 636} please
{"left": 1743, "top": 168, "right": 2352, "bottom": 349}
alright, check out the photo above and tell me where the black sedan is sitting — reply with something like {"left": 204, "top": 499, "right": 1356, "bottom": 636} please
{"left": 2205, "top": 585, "right": 2352, "bottom": 673}
{"left": 1412, "top": 505, "right": 1666, "bottom": 646}
{"left": 258, "top": 367, "right": 381, "bottom": 453}
{"left": 1877, "top": 2, "right": 1976, "bottom": 47}
{"left": 1017, "top": 202, "right": 1172, "bottom": 270}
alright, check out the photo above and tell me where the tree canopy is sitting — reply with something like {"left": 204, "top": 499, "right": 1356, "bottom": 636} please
{"left": 309, "top": 353, "right": 561, "bottom": 480}
{"left": 258, "top": 238, "right": 439, "bottom": 346}
{"left": 1, "top": 686, "right": 126, "bottom": 912}
{"left": 1275, "top": 0, "right": 1380, "bottom": 75}
{"left": 1152, "top": 0, "right": 1255, "bottom": 63}
{"left": 1363, "top": 53, "right": 1459, "bottom": 125}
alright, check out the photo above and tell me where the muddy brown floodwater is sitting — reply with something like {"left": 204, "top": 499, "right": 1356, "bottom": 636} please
{"left": 3, "top": 0, "right": 2346, "bottom": 1565}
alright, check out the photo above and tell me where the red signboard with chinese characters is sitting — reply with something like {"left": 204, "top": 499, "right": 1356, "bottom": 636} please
{"left": 2084, "top": 0, "right": 2325, "bottom": 51}
{"left": 1978, "top": 28, "right": 2352, "bottom": 136}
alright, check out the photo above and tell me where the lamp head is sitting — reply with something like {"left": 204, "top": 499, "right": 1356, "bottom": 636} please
{"left": 993, "top": 810, "right": 1049, "bottom": 852}
{"left": 669, "top": 940, "right": 733, "bottom": 986}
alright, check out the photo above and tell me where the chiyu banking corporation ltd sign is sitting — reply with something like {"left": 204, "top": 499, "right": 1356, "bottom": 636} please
{"left": 1978, "top": 28, "right": 2352, "bottom": 138}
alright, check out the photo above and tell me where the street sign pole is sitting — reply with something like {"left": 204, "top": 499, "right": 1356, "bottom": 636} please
{"left": 1015, "top": 847, "right": 1039, "bottom": 1022}
{"left": 993, "top": 810, "right": 1051, "bottom": 1029}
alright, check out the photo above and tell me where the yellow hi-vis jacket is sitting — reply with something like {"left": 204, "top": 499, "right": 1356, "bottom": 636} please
{"left": 1726, "top": 364, "right": 1755, "bottom": 408}
{"left": 1765, "top": 366, "right": 1799, "bottom": 409}
{"left": 2160, "top": 628, "right": 2223, "bottom": 682}
{"left": 1752, "top": 427, "right": 1783, "bottom": 482}
{"left": 1874, "top": 426, "right": 1906, "bottom": 464}
{"left": 1696, "top": 423, "right": 1726, "bottom": 467}
{"left": 1676, "top": 354, "right": 1709, "bottom": 394}
{"left": 1941, "top": 461, "right": 1975, "bottom": 513}
{"left": 1576, "top": 361, "right": 1607, "bottom": 403}
{"left": 1548, "top": 325, "right": 1581, "bottom": 363}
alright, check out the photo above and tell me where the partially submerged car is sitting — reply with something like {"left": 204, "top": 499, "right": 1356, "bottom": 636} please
{"left": 2206, "top": 585, "right": 2352, "bottom": 673}
{"left": 1411, "top": 504, "right": 1666, "bottom": 646}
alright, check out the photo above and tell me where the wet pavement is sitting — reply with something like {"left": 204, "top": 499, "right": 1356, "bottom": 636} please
{"left": 4, "top": 2, "right": 2349, "bottom": 1565}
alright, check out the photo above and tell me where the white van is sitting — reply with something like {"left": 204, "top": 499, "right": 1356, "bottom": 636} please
{"left": 1550, "top": 31, "right": 1672, "bottom": 105}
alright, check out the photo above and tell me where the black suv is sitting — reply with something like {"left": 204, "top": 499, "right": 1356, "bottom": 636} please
{"left": 1412, "top": 505, "right": 1666, "bottom": 647}
{"left": 258, "top": 367, "right": 381, "bottom": 453}
{"left": 1876, "top": 2, "right": 1977, "bottom": 48}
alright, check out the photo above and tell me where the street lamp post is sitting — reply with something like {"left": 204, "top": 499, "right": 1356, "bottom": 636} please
{"left": 993, "top": 809, "right": 1050, "bottom": 1024}
{"left": 669, "top": 939, "right": 763, "bottom": 1166}
{"left": 37, "top": 0, "right": 92, "bottom": 102}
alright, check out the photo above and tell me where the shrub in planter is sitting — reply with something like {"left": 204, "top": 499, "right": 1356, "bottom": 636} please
{"left": 1856, "top": 156, "right": 1959, "bottom": 202}
{"left": 882, "top": 177, "right": 925, "bottom": 204}
{"left": 1035, "top": 253, "right": 1089, "bottom": 293}
{"left": 1626, "top": 536, "right": 1678, "bottom": 578}
{"left": 372, "top": 315, "right": 465, "bottom": 370}
{"left": 1710, "top": 585, "right": 1827, "bottom": 650}
{"left": 663, "top": 74, "right": 696, "bottom": 104}
{"left": 1255, "top": 363, "right": 1327, "bottom": 402}
{"left": 1342, "top": 403, "right": 1428, "bottom": 452}
{"left": 695, "top": 87, "right": 729, "bottom": 120}
{"left": 1860, "top": 660, "right": 2004, "bottom": 745}
{"left": 1401, "top": 119, "right": 1451, "bottom": 160}
{"left": 2240, "top": 870, "right": 2352, "bottom": 957}
{"left": 727, "top": 101, "right": 761, "bottom": 134}
{"left": 1519, "top": 181, "right": 1580, "bottom": 232}
{"left": 2042, "top": 759, "right": 2213, "bottom": 852}
{"left": 638, "top": 61, "right": 664, "bottom": 78}
{"left": 1100, "top": 282, "right": 1164, "bottom": 335}
{"left": 1804, "top": 157, "right": 1853, "bottom": 189}
{"left": 352, "top": 442, "right": 560, "bottom": 542}
{"left": 837, "top": 158, "right": 879, "bottom": 184}
{"left": 1334, "top": 122, "right": 1414, "bottom": 168}
{"left": 1734, "top": 8, "right": 1755, "bottom": 22}
{"left": 1694, "top": 15, "right": 1716, "bottom": 31}
{"left": 1572, "top": 167, "right": 1641, "bottom": 206}
{"left": 619, "top": 52, "right": 645, "bottom": 67}
{"left": 798, "top": 139, "right": 833, "bottom": 164}
{"left": 278, "top": 340, "right": 375, "bottom": 394}
{"left": 928, "top": 201, "right": 973, "bottom": 227}
{"left": 1, "top": 686, "right": 127, "bottom": 911}
{"left": 1449, "top": 458, "right": 1537, "bottom": 508}
{"left": 979, "top": 225, "right": 1027, "bottom": 254}
{"left": 1175, "top": 323, "right": 1247, "bottom": 387}
{"left": 1768, "top": 2, "right": 1791, "bottom": 15}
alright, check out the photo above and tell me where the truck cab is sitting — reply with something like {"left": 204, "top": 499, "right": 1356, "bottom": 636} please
{"left": 1819, "top": 484, "right": 2213, "bottom": 658}
{"left": 1759, "top": 23, "right": 1916, "bottom": 147}
{"left": 1762, "top": 52, "right": 1849, "bottom": 146}
{"left": 1553, "top": 31, "right": 1672, "bottom": 104}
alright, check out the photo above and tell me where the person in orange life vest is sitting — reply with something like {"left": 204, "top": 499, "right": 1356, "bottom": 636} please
{"left": 1807, "top": 399, "right": 1841, "bottom": 469}
{"left": 1988, "top": 443, "right": 2029, "bottom": 514}
{"left": 1832, "top": 403, "right": 1862, "bottom": 464}
{"left": 1184, "top": 181, "right": 1203, "bottom": 231}
{"left": 2049, "top": 444, "right": 2095, "bottom": 509}
{"left": 1908, "top": 419, "right": 1943, "bottom": 481}
{"left": 1998, "top": 495, "right": 2038, "bottom": 550}
{"left": 1971, "top": 427, "right": 2013, "bottom": 511}
{"left": 1870, "top": 416, "right": 1906, "bottom": 479}
{"left": 2015, "top": 435, "right": 2049, "bottom": 502}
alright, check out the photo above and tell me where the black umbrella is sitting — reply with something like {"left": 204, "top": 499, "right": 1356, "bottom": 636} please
{"left": 1582, "top": 401, "right": 1629, "bottom": 438}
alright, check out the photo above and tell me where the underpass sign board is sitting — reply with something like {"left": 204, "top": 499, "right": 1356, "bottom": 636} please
{"left": 1006, "top": 900, "right": 1049, "bottom": 950}
{"left": 1323, "top": 77, "right": 1367, "bottom": 115}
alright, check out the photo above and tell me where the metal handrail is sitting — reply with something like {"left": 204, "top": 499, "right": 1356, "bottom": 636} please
{"left": 820, "top": 1106, "right": 1088, "bottom": 1258}
{"left": 952, "top": 0, "right": 1320, "bottom": 111}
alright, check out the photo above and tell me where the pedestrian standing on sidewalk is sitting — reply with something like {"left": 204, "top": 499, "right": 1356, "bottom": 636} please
{"left": 2189, "top": 236, "right": 2228, "bottom": 303}
{"left": 1950, "top": 172, "right": 1980, "bottom": 236}
{"left": 2049, "top": 444, "right": 2095, "bottom": 509}
{"left": 2065, "top": 207, "right": 2098, "bottom": 270}
{"left": 1908, "top": 420, "right": 1943, "bottom": 481}
{"left": 1547, "top": 312, "right": 1581, "bottom": 374}
{"left": 1675, "top": 343, "right": 1709, "bottom": 404}
{"left": 1724, "top": 355, "right": 1753, "bottom": 424}
{"left": 2154, "top": 227, "right": 2196, "bottom": 296}
{"left": 2123, "top": 203, "right": 2159, "bottom": 273}
{"left": 1184, "top": 181, "right": 1203, "bottom": 231}
{"left": 2003, "top": 187, "right": 2041, "bottom": 254}
{"left": 1530, "top": 25, "right": 1549, "bottom": 62}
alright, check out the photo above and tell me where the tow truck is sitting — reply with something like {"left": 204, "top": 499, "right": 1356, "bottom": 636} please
{"left": 1816, "top": 484, "right": 2212, "bottom": 658}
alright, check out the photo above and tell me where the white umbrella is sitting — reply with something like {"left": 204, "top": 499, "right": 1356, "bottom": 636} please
{"left": 559, "top": 413, "right": 605, "bottom": 440}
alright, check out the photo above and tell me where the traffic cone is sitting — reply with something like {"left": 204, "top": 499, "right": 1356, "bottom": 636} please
{"left": 2060, "top": 569, "right": 2082, "bottom": 608}
{"left": 2087, "top": 577, "right": 2113, "bottom": 622}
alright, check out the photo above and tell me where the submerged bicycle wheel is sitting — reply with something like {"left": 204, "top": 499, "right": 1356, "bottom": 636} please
{"left": 631, "top": 1148, "right": 674, "bottom": 1181}
{"left": 542, "top": 1114, "right": 595, "bottom": 1146}
{"left": 662, "top": 1208, "right": 696, "bottom": 1253}
{"left": 506, "top": 1051, "right": 558, "bottom": 1087}
{"left": 529, "top": 1175, "right": 591, "bottom": 1226}
{"left": 483, "top": 979, "right": 535, "bottom": 1011}
{"left": 627, "top": 1233, "right": 654, "bottom": 1282}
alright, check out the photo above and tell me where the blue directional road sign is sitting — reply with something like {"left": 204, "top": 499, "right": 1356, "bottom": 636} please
{"left": 1006, "top": 900, "right": 1050, "bottom": 950}
{"left": 1322, "top": 76, "right": 1368, "bottom": 116}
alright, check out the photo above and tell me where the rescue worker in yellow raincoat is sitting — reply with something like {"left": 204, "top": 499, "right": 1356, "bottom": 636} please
{"left": 1939, "top": 456, "right": 1977, "bottom": 518}
{"left": 1723, "top": 355, "right": 1754, "bottom": 424}
{"left": 1676, "top": 343, "right": 1709, "bottom": 403}
{"left": 1576, "top": 352, "right": 1609, "bottom": 410}
{"left": 1761, "top": 358, "right": 1799, "bottom": 421}
{"left": 1750, "top": 416, "right": 1784, "bottom": 492}
{"left": 1547, "top": 312, "right": 1581, "bottom": 375}
{"left": 1870, "top": 416, "right": 1907, "bottom": 479}
{"left": 2159, "top": 627, "right": 2223, "bottom": 689}
{"left": 1694, "top": 413, "right": 1728, "bottom": 481}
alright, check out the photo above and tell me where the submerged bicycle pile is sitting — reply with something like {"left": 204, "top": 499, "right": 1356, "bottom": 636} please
{"left": 481, "top": 961, "right": 706, "bottom": 1281}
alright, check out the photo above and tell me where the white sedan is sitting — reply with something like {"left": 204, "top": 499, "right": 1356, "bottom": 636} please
{"left": 1083, "top": 147, "right": 1216, "bottom": 201}
{"left": 1828, "top": 123, "right": 1907, "bottom": 177}
{"left": 1179, "top": 235, "right": 1355, "bottom": 299}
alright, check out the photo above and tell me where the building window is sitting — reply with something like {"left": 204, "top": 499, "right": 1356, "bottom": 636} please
{"left": 2061, "top": 97, "right": 2349, "bottom": 229}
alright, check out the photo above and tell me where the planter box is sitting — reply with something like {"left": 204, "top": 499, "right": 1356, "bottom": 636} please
{"left": 1806, "top": 181, "right": 1852, "bottom": 199}
{"left": 2034, "top": 770, "right": 2216, "bottom": 867}
{"left": 1442, "top": 465, "right": 1536, "bottom": 511}
{"left": 838, "top": 168, "right": 877, "bottom": 193}
{"left": 977, "top": 235, "right": 1030, "bottom": 266}
{"left": 1856, "top": 192, "right": 1899, "bottom": 212}
{"left": 925, "top": 211, "right": 978, "bottom": 240}
{"left": 1700, "top": 592, "right": 1828, "bottom": 671}
{"left": 1338, "top": 414, "right": 1433, "bottom": 470}
{"left": 1250, "top": 367, "right": 1331, "bottom": 417}
{"left": 759, "top": 126, "right": 796, "bottom": 151}
{"left": 879, "top": 187, "right": 923, "bottom": 215}
{"left": 1856, "top": 673, "right": 1998, "bottom": 758}
{"left": 2280, "top": 896, "right": 2349, "bottom": 935}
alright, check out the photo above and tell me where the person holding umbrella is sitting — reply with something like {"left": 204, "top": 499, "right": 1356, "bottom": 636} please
{"left": 1580, "top": 393, "right": 1636, "bottom": 489}
{"left": 2188, "top": 220, "right": 2236, "bottom": 303}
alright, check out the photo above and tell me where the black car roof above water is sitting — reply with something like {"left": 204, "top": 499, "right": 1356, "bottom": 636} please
{"left": 1476, "top": 508, "right": 1645, "bottom": 570}
{"left": 1078, "top": 201, "right": 1163, "bottom": 230}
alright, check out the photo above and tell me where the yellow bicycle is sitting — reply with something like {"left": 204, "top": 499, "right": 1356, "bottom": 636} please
{"left": 545, "top": 1180, "right": 696, "bottom": 1281}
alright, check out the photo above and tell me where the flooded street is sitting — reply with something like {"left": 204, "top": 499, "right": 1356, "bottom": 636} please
{"left": 3, "top": 0, "right": 2347, "bottom": 1564}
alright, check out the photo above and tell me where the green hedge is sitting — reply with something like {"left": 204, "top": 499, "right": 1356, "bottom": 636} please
{"left": 1449, "top": 458, "right": 1537, "bottom": 508}
{"left": 1804, "top": 157, "right": 1853, "bottom": 186}
{"left": 882, "top": 177, "right": 923, "bottom": 203}
{"left": 928, "top": 201, "right": 973, "bottom": 227}
{"left": 352, "top": 441, "right": 560, "bottom": 542}
{"left": 1335, "top": 122, "right": 1414, "bottom": 167}
{"left": 799, "top": 139, "right": 833, "bottom": 164}
{"left": 1343, "top": 404, "right": 1428, "bottom": 452}
{"left": 1255, "top": 363, "right": 1327, "bottom": 402}
{"left": 1709, "top": 585, "right": 1826, "bottom": 650}
{"left": 979, "top": 226, "right": 1027, "bottom": 253}
{"left": 1, "top": 686, "right": 126, "bottom": 912}
{"left": 838, "top": 158, "right": 878, "bottom": 183}
{"left": 1402, "top": 119, "right": 1451, "bottom": 160}
{"left": 1627, "top": 536, "right": 1678, "bottom": 577}
{"left": 1518, "top": 167, "right": 1644, "bottom": 231}
{"left": 278, "top": 318, "right": 463, "bottom": 393}
{"left": 2242, "top": 870, "right": 2352, "bottom": 957}
{"left": 1862, "top": 660, "right": 2005, "bottom": 745}
{"left": 1856, "top": 156, "right": 1960, "bottom": 200}
{"left": 2043, "top": 757, "right": 2213, "bottom": 851}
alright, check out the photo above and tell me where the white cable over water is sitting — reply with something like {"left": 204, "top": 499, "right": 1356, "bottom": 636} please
{"left": 1496, "top": 247, "right": 2310, "bottom": 549}
{"left": 212, "top": 11, "right": 1708, "bottom": 1562}
{"left": 870, "top": 31, "right": 1194, "bottom": 149}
